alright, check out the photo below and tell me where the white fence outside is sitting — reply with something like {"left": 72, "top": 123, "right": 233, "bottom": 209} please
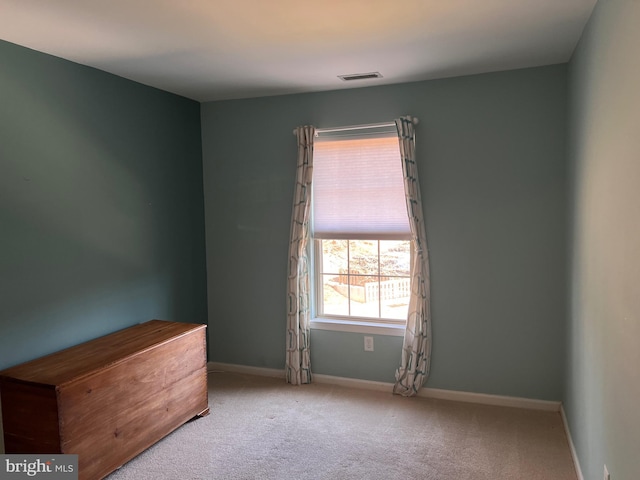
{"left": 364, "top": 278, "right": 410, "bottom": 303}
{"left": 329, "top": 277, "right": 410, "bottom": 304}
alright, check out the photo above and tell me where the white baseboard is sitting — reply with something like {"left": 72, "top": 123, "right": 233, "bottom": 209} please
{"left": 208, "top": 361, "right": 284, "bottom": 378}
{"left": 560, "top": 405, "right": 584, "bottom": 480}
{"left": 207, "top": 362, "right": 561, "bottom": 412}
{"left": 313, "top": 373, "right": 394, "bottom": 392}
{"left": 419, "top": 387, "right": 560, "bottom": 411}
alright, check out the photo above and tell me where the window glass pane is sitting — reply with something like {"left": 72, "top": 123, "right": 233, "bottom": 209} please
{"left": 316, "top": 238, "right": 411, "bottom": 322}
{"left": 348, "top": 240, "right": 379, "bottom": 275}
{"left": 380, "top": 283, "right": 410, "bottom": 320}
{"left": 349, "top": 275, "right": 380, "bottom": 318}
{"left": 321, "top": 274, "right": 349, "bottom": 316}
{"left": 380, "top": 240, "right": 411, "bottom": 276}
{"left": 321, "top": 239, "right": 348, "bottom": 274}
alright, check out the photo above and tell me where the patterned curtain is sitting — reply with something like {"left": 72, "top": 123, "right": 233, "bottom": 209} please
{"left": 285, "top": 126, "right": 315, "bottom": 385}
{"left": 393, "top": 116, "right": 432, "bottom": 396}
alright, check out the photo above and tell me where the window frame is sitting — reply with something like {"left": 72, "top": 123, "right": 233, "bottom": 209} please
{"left": 312, "top": 238, "right": 412, "bottom": 327}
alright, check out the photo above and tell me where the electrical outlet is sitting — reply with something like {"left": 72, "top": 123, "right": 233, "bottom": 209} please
{"left": 604, "top": 465, "right": 610, "bottom": 480}
{"left": 364, "top": 336, "right": 374, "bottom": 351}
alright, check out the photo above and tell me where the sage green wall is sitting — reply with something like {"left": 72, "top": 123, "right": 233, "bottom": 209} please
{"left": 201, "top": 64, "right": 568, "bottom": 400}
{"left": 566, "top": 0, "right": 640, "bottom": 478}
{"left": 0, "top": 40, "right": 208, "bottom": 371}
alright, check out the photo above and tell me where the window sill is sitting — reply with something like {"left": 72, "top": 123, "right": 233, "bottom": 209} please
{"left": 310, "top": 318, "right": 406, "bottom": 337}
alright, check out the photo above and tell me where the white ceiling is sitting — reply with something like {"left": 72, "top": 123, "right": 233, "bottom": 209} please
{"left": 0, "top": 0, "right": 597, "bottom": 102}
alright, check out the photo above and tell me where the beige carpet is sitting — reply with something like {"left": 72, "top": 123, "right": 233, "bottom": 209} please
{"left": 106, "top": 372, "right": 577, "bottom": 480}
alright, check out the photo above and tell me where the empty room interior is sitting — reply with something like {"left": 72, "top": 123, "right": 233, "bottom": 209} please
{"left": 0, "top": 0, "right": 638, "bottom": 479}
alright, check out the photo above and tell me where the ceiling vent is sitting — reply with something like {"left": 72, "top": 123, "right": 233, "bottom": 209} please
{"left": 338, "top": 72, "right": 383, "bottom": 81}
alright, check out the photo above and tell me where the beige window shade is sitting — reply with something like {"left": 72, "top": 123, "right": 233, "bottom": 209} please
{"left": 312, "top": 135, "right": 410, "bottom": 240}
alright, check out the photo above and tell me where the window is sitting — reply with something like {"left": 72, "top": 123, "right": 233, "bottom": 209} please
{"left": 317, "top": 239, "right": 411, "bottom": 321}
{"left": 312, "top": 128, "right": 411, "bottom": 326}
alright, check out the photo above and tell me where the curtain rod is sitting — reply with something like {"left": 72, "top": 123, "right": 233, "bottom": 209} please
{"left": 292, "top": 118, "right": 418, "bottom": 135}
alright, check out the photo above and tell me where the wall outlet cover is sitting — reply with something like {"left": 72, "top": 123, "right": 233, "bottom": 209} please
{"left": 364, "top": 336, "right": 374, "bottom": 351}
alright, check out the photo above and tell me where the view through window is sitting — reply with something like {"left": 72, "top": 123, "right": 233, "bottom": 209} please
{"left": 317, "top": 239, "right": 411, "bottom": 322}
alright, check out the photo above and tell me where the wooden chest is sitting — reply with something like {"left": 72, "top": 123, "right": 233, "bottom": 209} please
{"left": 0, "top": 320, "right": 209, "bottom": 480}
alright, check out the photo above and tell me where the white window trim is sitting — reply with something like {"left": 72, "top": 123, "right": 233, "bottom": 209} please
{"left": 309, "top": 246, "right": 407, "bottom": 337}
{"left": 312, "top": 239, "right": 411, "bottom": 325}
{"left": 310, "top": 317, "right": 405, "bottom": 337}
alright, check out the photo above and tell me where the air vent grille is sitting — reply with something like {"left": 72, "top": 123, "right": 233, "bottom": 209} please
{"left": 338, "top": 72, "right": 383, "bottom": 81}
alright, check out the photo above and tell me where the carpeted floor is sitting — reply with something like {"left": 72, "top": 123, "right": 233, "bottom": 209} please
{"left": 106, "top": 372, "right": 577, "bottom": 480}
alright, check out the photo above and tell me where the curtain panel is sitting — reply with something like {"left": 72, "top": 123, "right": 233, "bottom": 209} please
{"left": 393, "top": 116, "right": 433, "bottom": 396}
{"left": 285, "top": 126, "right": 315, "bottom": 385}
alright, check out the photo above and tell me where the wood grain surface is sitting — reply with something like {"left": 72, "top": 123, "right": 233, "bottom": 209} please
{"left": 0, "top": 320, "right": 208, "bottom": 480}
